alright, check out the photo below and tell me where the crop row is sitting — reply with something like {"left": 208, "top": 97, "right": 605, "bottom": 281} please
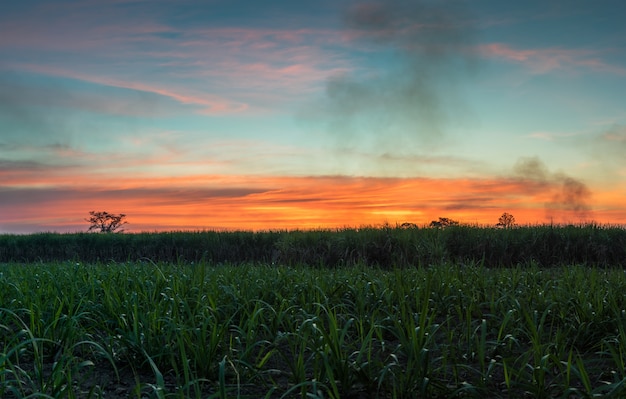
{"left": 2, "top": 262, "right": 626, "bottom": 397}
{"left": 1, "top": 224, "right": 625, "bottom": 267}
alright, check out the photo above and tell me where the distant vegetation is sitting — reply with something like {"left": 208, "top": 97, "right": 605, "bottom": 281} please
{"left": 1, "top": 223, "right": 625, "bottom": 267}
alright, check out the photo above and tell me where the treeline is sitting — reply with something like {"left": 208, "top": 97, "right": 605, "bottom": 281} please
{"left": 0, "top": 224, "right": 625, "bottom": 267}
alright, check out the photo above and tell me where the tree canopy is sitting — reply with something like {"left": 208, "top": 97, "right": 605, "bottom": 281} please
{"left": 430, "top": 217, "right": 459, "bottom": 228}
{"left": 86, "top": 211, "right": 128, "bottom": 233}
{"left": 496, "top": 212, "right": 516, "bottom": 228}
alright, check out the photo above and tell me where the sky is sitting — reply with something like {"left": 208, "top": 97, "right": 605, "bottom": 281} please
{"left": 1, "top": 0, "right": 625, "bottom": 233}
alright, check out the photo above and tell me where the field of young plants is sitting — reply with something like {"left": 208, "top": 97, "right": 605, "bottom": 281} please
{"left": 1, "top": 225, "right": 626, "bottom": 398}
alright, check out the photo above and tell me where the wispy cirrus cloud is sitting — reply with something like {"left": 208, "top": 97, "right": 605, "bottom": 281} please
{"left": 0, "top": 1, "right": 349, "bottom": 114}
{"left": 525, "top": 131, "right": 581, "bottom": 141}
{"left": 3, "top": 63, "right": 248, "bottom": 115}
{"left": 479, "top": 43, "right": 626, "bottom": 75}
{"left": 588, "top": 125, "right": 626, "bottom": 177}
{"left": 602, "top": 125, "right": 626, "bottom": 142}
{"left": 0, "top": 137, "right": 315, "bottom": 187}
{"left": 143, "top": 26, "right": 351, "bottom": 107}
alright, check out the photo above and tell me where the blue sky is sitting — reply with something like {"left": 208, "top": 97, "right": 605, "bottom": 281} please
{"left": 1, "top": 0, "right": 625, "bottom": 232}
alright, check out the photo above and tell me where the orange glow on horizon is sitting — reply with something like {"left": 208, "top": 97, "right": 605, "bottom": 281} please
{"left": 2, "top": 174, "right": 624, "bottom": 233}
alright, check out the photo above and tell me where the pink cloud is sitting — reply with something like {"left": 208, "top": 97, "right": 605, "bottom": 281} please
{"left": 604, "top": 134, "right": 626, "bottom": 142}
{"left": 527, "top": 132, "right": 555, "bottom": 141}
{"left": 1, "top": 25, "right": 349, "bottom": 112}
{"left": 169, "top": 27, "right": 349, "bottom": 89}
{"left": 526, "top": 131, "right": 581, "bottom": 141}
{"left": 0, "top": 1, "right": 352, "bottom": 111}
{"left": 601, "top": 126, "right": 626, "bottom": 142}
{"left": 479, "top": 43, "right": 626, "bottom": 75}
{"left": 8, "top": 63, "right": 248, "bottom": 114}
{"left": 480, "top": 43, "right": 536, "bottom": 62}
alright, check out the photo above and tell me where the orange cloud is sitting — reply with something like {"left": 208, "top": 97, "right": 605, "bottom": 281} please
{"left": 1, "top": 174, "right": 623, "bottom": 233}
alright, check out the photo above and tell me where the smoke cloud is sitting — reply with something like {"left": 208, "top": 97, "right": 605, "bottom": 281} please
{"left": 512, "top": 156, "right": 550, "bottom": 183}
{"left": 550, "top": 175, "right": 591, "bottom": 214}
{"left": 315, "top": 0, "right": 476, "bottom": 151}
{"left": 513, "top": 157, "right": 592, "bottom": 221}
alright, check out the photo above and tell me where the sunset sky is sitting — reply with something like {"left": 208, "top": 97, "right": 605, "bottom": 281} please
{"left": 1, "top": 0, "right": 625, "bottom": 233}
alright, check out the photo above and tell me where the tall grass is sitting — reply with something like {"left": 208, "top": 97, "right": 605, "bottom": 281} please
{"left": 1, "top": 224, "right": 625, "bottom": 267}
{"left": 2, "top": 261, "right": 626, "bottom": 397}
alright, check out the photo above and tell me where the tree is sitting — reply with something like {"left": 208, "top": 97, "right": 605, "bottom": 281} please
{"left": 429, "top": 217, "right": 459, "bottom": 228}
{"left": 496, "top": 212, "right": 516, "bottom": 228}
{"left": 86, "top": 211, "right": 128, "bottom": 233}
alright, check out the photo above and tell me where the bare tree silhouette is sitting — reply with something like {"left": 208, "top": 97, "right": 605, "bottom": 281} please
{"left": 86, "top": 211, "right": 128, "bottom": 233}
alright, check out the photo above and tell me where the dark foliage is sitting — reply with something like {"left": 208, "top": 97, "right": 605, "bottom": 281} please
{"left": 85, "top": 211, "right": 127, "bottom": 233}
{"left": 496, "top": 212, "right": 516, "bottom": 228}
{"left": 429, "top": 217, "right": 459, "bottom": 228}
{"left": 1, "top": 224, "right": 625, "bottom": 267}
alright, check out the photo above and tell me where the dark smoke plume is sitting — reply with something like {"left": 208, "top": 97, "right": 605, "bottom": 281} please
{"left": 311, "top": 0, "right": 476, "bottom": 151}
{"left": 549, "top": 175, "right": 591, "bottom": 214}
{"left": 513, "top": 157, "right": 549, "bottom": 183}
{"left": 513, "top": 157, "right": 592, "bottom": 221}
